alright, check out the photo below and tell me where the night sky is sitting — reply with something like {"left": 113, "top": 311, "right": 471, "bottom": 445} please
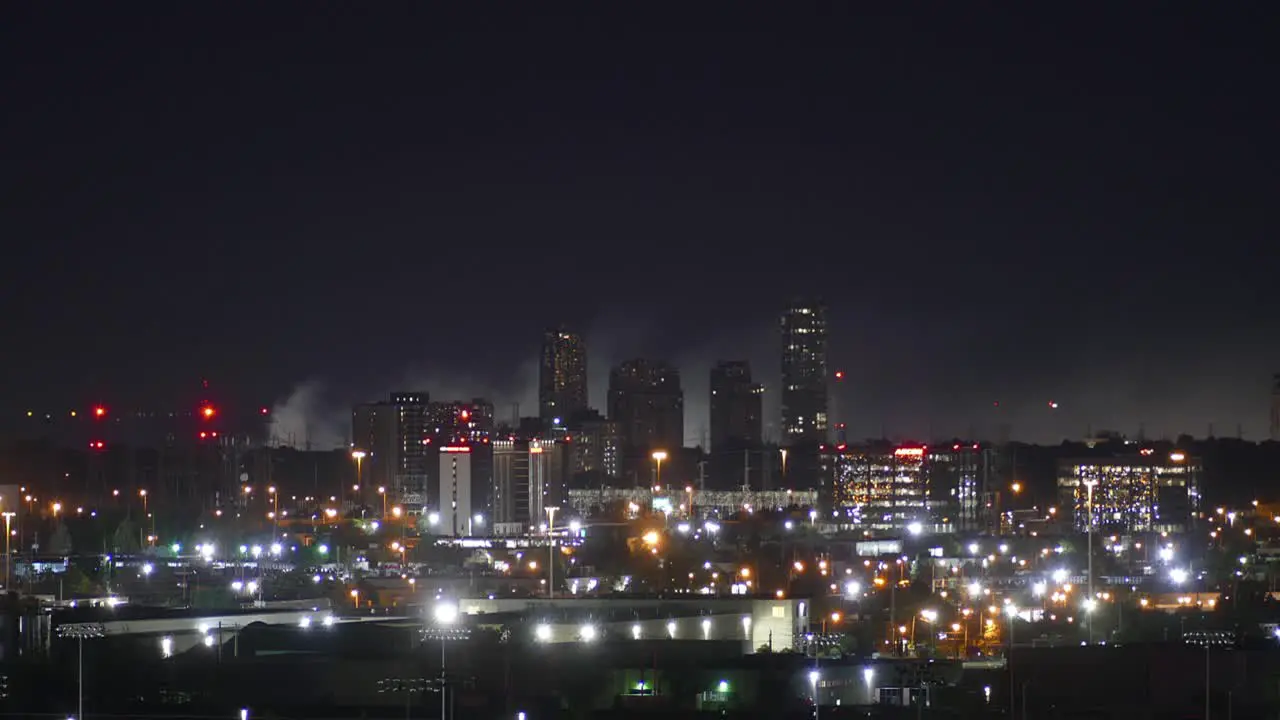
{"left": 3, "top": 5, "right": 1276, "bottom": 448}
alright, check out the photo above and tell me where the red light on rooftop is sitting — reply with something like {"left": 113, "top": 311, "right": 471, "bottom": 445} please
{"left": 201, "top": 405, "right": 216, "bottom": 419}
{"left": 834, "top": 370, "right": 845, "bottom": 380}
{"left": 459, "top": 409, "right": 471, "bottom": 421}
{"left": 199, "top": 431, "right": 209, "bottom": 439}
{"left": 260, "top": 407, "right": 269, "bottom": 415}
{"left": 93, "top": 406, "right": 107, "bottom": 418}
{"left": 89, "top": 441, "right": 105, "bottom": 450}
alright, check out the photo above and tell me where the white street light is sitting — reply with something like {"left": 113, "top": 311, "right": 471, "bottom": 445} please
{"left": 433, "top": 602, "right": 459, "bottom": 625}
{"left": 1170, "top": 568, "right": 1189, "bottom": 584}
{"left": 579, "top": 624, "right": 597, "bottom": 642}
{"left": 536, "top": 624, "right": 552, "bottom": 642}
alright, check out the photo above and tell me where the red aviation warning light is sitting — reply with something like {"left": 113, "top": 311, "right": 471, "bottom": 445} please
{"left": 89, "top": 440, "right": 105, "bottom": 450}
{"left": 834, "top": 370, "right": 845, "bottom": 380}
{"left": 260, "top": 407, "right": 270, "bottom": 415}
{"left": 459, "top": 408, "right": 471, "bottom": 422}
{"left": 93, "top": 406, "right": 107, "bottom": 419}
{"left": 200, "top": 404, "right": 217, "bottom": 420}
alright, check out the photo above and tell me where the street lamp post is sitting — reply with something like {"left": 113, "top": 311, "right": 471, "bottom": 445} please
{"left": 267, "top": 486, "right": 278, "bottom": 533}
{"left": 59, "top": 622, "right": 105, "bottom": 720}
{"left": 545, "top": 506, "right": 559, "bottom": 598}
{"left": 808, "top": 669, "right": 821, "bottom": 720}
{"left": 137, "top": 490, "right": 150, "bottom": 547}
{"left": 432, "top": 602, "right": 459, "bottom": 720}
{"left": 351, "top": 450, "right": 367, "bottom": 510}
{"left": 650, "top": 451, "right": 667, "bottom": 490}
{"left": 1083, "top": 479, "right": 1096, "bottom": 644}
{"left": 2, "top": 512, "right": 13, "bottom": 589}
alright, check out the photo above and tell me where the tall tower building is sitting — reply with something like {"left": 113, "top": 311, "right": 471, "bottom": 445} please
{"left": 351, "top": 392, "right": 431, "bottom": 497}
{"left": 539, "top": 327, "right": 589, "bottom": 422}
{"left": 607, "top": 359, "right": 684, "bottom": 453}
{"left": 437, "top": 445, "right": 473, "bottom": 536}
{"left": 710, "top": 361, "right": 764, "bottom": 451}
{"left": 709, "top": 361, "right": 764, "bottom": 489}
{"left": 1271, "top": 373, "right": 1280, "bottom": 442}
{"left": 780, "top": 301, "right": 829, "bottom": 443}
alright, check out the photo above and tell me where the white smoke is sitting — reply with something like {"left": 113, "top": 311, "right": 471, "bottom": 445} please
{"left": 267, "top": 379, "right": 348, "bottom": 450}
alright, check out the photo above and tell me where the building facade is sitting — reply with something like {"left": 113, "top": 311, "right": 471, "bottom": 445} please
{"left": 1057, "top": 450, "right": 1202, "bottom": 534}
{"left": 826, "top": 445, "right": 929, "bottom": 531}
{"left": 350, "top": 392, "right": 431, "bottom": 496}
{"left": 539, "top": 327, "right": 589, "bottom": 422}
{"left": 437, "top": 446, "right": 473, "bottom": 536}
{"left": 567, "top": 411, "right": 621, "bottom": 483}
{"left": 491, "top": 439, "right": 571, "bottom": 531}
{"left": 607, "top": 359, "right": 684, "bottom": 454}
{"left": 780, "top": 301, "right": 828, "bottom": 444}
{"left": 926, "top": 443, "right": 997, "bottom": 533}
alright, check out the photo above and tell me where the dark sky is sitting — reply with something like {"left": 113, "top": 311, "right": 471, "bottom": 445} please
{"left": 2, "top": 4, "right": 1277, "bottom": 447}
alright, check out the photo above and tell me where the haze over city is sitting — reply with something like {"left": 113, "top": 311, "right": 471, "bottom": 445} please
{"left": 4, "top": 4, "right": 1277, "bottom": 446}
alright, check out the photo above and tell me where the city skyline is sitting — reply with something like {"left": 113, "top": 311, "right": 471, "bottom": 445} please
{"left": 3, "top": 5, "right": 1277, "bottom": 446}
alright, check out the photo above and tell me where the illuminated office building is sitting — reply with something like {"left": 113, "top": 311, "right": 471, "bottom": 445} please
{"left": 828, "top": 445, "right": 929, "bottom": 531}
{"left": 1057, "top": 450, "right": 1201, "bottom": 534}
{"left": 539, "top": 327, "right": 589, "bottom": 422}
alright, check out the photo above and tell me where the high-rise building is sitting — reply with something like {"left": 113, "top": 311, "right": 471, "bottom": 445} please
{"left": 491, "top": 439, "right": 569, "bottom": 532}
{"left": 1271, "top": 373, "right": 1280, "bottom": 442}
{"left": 710, "top": 361, "right": 763, "bottom": 450}
{"left": 780, "top": 301, "right": 829, "bottom": 443}
{"left": 926, "top": 443, "right": 996, "bottom": 533}
{"left": 709, "top": 361, "right": 764, "bottom": 489}
{"left": 539, "top": 327, "right": 589, "bottom": 422}
{"left": 437, "top": 445, "right": 473, "bottom": 536}
{"left": 1057, "top": 450, "right": 1201, "bottom": 534}
{"left": 428, "top": 398, "right": 495, "bottom": 444}
{"left": 351, "top": 392, "right": 431, "bottom": 497}
{"left": 566, "top": 410, "right": 621, "bottom": 483}
{"left": 492, "top": 440, "right": 531, "bottom": 528}
{"left": 607, "top": 359, "right": 684, "bottom": 453}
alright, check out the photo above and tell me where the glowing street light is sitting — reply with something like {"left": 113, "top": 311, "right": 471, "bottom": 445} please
{"left": 651, "top": 450, "right": 667, "bottom": 490}
{"left": 433, "top": 601, "right": 459, "bottom": 625}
